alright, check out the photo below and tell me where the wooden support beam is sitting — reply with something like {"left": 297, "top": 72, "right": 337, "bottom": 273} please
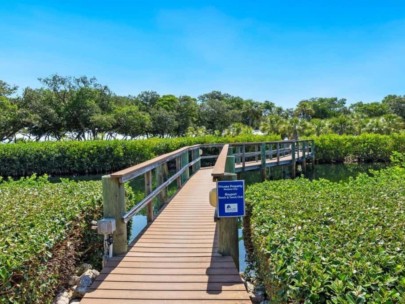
{"left": 102, "top": 176, "right": 128, "bottom": 255}
{"left": 176, "top": 157, "right": 182, "bottom": 189}
{"left": 145, "top": 171, "right": 153, "bottom": 223}
{"left": 156, "top": 163, "right": 168, "bottom": 204}
{"left": 181, "top": 151, "right": 190, "bottom": 184}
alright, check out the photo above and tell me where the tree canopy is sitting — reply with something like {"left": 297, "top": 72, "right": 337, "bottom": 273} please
{"left": 1, "top": 75, "right": 404, "bottom": 142}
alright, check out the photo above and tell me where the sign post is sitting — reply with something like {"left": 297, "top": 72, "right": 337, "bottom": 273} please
{"left": 217, "top": 180, "right": 245, "bottom": 218}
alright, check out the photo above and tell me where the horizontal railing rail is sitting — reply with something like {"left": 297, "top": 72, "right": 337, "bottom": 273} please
{"left": 122, "top": 156, "right": 200, "bottom": 223}
{"left": 211, "top": 144, "right": 229, "bottom": 180}
{"left": 102, "top": 139, "right": 315, "bottom": 256}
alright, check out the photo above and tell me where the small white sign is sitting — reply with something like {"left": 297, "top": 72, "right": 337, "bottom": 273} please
{"left": 225, "top": 203, "right": 238, "bottom": 213}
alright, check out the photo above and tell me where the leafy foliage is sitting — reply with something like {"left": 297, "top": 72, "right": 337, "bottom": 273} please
{"left": 0, "top": 176, "right": 103, "bottom": 303}
{"left": 0, "top": 135, "right": 280, "bottom": 177}
{"left": 245, "top": 165, "right": 405, "bottom": 303}
{"left": 313, "top": 133, "right": 405, "bottom": 163}
{"left": 1, "top": 75, "right": 404, "bottom": 141}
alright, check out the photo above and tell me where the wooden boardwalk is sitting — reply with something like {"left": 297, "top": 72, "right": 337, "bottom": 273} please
{"left": 81, "top": 168, "right": 251, "bottom": 303}
{"left": 235, "top": 150, "right": 299, "bottom": 172}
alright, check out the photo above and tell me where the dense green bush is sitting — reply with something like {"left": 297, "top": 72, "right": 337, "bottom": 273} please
{"left": 313, "top": 133, "right": 405, "bottom": 163}
{"left": 0, "top": 135, "right": 280, "bottom": 177}
{"left": 245, "top": 165, "right": 405, "bottom": 303}
{"left": 1, "top": 133, "right": 403, "bottom": 177}
{"left": 0, "top": 176, "right": 103, "bottom": 304}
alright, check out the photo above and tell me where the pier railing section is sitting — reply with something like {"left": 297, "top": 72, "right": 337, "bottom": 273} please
{"left": 101, "top": 139, "right": 314, "bottom": 257}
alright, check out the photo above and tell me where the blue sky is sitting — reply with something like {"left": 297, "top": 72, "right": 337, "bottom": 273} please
{"left": 1, "top": 1, "right": 405, "bottom": 108}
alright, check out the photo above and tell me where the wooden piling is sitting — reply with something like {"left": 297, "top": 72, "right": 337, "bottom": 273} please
{"left": 102, "top": 176, "right": 127, "bottom": 255}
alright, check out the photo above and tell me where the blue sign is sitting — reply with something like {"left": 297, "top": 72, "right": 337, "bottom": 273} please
{"left": 217, "top": 180, "right": 245, "bottom": 217}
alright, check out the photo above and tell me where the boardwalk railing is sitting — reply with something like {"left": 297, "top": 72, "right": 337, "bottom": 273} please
{"left": 101, "top": 143, "right": 229, "bottom": 256}
{"left": 102, "top": 145, "right": 201, "bottom": 255}
{"left": 101, "top": 139, "right": 315, "bottom": 257}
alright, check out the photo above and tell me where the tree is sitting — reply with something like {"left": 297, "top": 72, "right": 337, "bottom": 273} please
{"left": 176, "top": 95, "right": 198, "bottom": 136}
{"left": 0, "top": 80, "right": 18, "bottom": 97}
{"left": 34, "top": 75, "right": 114, "bottom": 140}
{"left": 137, "top": 91, "right": 160, "bottom": 111}
{"left": 0, "top": 81, "right": 23, "bottom": 141}
{"left": 299, "top": 97, "right": 347, "bottom": 119}
{"left": 329, "top": 115, "right": 355, "bottom": 135}
{"left": 294, "top": 101, "right": 315, "bottom": 120}
{"left": 150, "top": 108, "right": 178, "bottom": 137}
{"left": 363, "top": 114, "right": 404, "bottom": 135}
{"left": 0, "top": 96, "right": 21, "bottom": 141}
{"left": 349, "top": 101, "right": 389, "bottom": 117}
{"left": 240, "top": 100, "right": 263, "bottom": 129}
{"left": 113, "top": 105, "right": 150, "bottom": 138}
{"left": 198, "top": 98, "right": 236, "bottom": 134}
{"left": 260, "top": 114, "right": 285, "bottom": 136}
{"left": 308, "top": 119, "right": 330, "bottom": 136}
{"left": 21, "top": 88, "right": 66, "bottom": 140}
{"left": 382, "top": 95, "right": 405, "bottom": 119}
{"left": 155, "top": 95, "right": 179, "bottom": 112}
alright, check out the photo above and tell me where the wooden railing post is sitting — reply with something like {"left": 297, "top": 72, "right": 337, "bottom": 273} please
{"left": 145, "top": 171, "right": 153, "bottom": 222}
{"left": 277, "top": 142, "right": 280, "bottom": 164}
{"left": 261, "top": 143, "right": 266, "bottom": 181}
{"left": 195, "top": 148, "right": 201, "bottom": 171}
{"left": 236, "top": 146, "right": 241, "bottom": 164}
{"left": 269, "top": 143, "right": 273, "bottom": 160}
{"left": 102, "top": 176, "right": 127, "bottom": 255}
{"left": 181, "top": 151, "right": 189, "bottom": 184}
{"left": 191, "top": 148, "right": 199, "bottom": 174}
{"left": 242, "top": 144, "right": 246, "bottom": 171}
{"left": 217, "top": 155, "right": 239, "bottom": 270}
{"left": 157, "top": 163, "right": 168, "bottom": 204}
{"left": 291, "top": 142, "right": 296, "bottom": 178}
{"left": 254, "top": 144, "right": 258, "bottom": 161}
{"left": 176, "top": 157, "right": 182, "bottom": 189}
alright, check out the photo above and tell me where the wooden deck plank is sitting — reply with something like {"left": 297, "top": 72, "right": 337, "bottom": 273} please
{"left": 94, "top": 274, "right": 244, "bottom": 283}
{"left": 105, "top": 261, "right": 236, "bottom": 268}
{"left": 89, "top": 281, "right": 246, "bottom": 291}
{"left": 100, "top": 267, "right": 239, "bottom": 275}
{"left": 108, "top": 256, "right": 232, "bottom": 262}
{"left": 123, "top": 252, "right": 222, "bottom": 257}
{"left": 82, "top": 290, "right": 250, "bottom": 300}
{"left": 80, "top": 169, "right": 250, "bottom": 303}
{"left": 80, "top": 300, "right": 251, "bottom": 304}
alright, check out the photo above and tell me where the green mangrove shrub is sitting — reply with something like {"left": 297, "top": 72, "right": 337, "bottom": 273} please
{"left": 313, "top": 133, "right": 405, "bottom": 163}
{"left": 0, "top": 176, "right": 103, "bottom": 304}
{"left": 245, "top": 165, "right": 405, "bottom": 303}
{"left": 0, "top": 135, "right": 280, "bottom": 177}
